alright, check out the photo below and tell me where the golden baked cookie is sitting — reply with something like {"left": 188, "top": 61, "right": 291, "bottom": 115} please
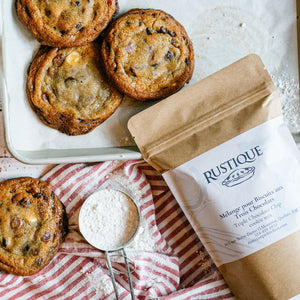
{"left": 27, "top": 42, "right": 123, "bottom": 135}
{"left": 100, "top": 8, "right": 194, "bottom": 101}
{"left": 16, "top": 0, "right": 119, "bottom": 47}
{"left": 0, "top": 177, "right": 68, "bottom": 276}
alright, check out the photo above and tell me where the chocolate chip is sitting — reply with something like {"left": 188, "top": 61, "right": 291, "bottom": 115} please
{"left": 126, "top": 21, "right": 131, "bottom": 26}
{"left": 129, "top": 67, "right": 137, "bottom": 77}
{"left": 65, "top": 77, "right": 76, "bottom": 84}
{"left": 165, "top": 51, "right": 175, "bottom": 61}
{"left": 185, "top": 58, "right": 190, "bottom": 66}
{"left": 31, "top": 248, "right": 39, "bottom": 256}
{"left": 158, "top": 26, "right": 167, "bottom": 34}
{"left": 42, "top": 93, "right": 50, "bottom": 104}
{"left": 53, "top": 54, "right": 65, "bottom": 67}
{"left": 24, "top": 244, "right": 30, "bottom": 252}
{"left": 138, "top": 21, "right": 142, "bottom": 26}
{"left": 41, "top": 232, "right": 52, "bottom": 243}
{"left": 45, "top": 9, "right": 51, "bottom": 17}
{"left": 146, "top": 28, "right": 152, "bottom": 35}
{"left": 51, "top": 204, "right": 57, "bottom": 215}
{"left": 19, "top": 198, "right": 31, "bottom": 207}
{"left": 105, "top": 42, "right": 111, "bottom": 54}
{"left": 60, "top": 30, "right": 69, "bottom": 36}
{"left": 34, "top": 258, "right": 43, "bottom": 267}
{"left": 78, "top": 26, "right": 85, "bottom": 32}
{"left": 33, "top": 193, "right": 43, "bottom": 198}
{"left": 151, "top": 63, "right": 160, "bottom": 68}
{"left": 75, "top": 1, "right": 81, "bottom": 6}
{"left": 2, "top": 238, "right": 7, "bottom": 248}
{"left": 75, "top": 22, "right": 82, "bottom": 30}
{"left": 52, "top": 26, "right": 57, "bottom": 30}
{"left": 183, "top": 36, "right": 188, "bottom": 44}
{"left": 51, "top": 192, "right": 55, "bottom": 199}
{"left": 170, "top": 31, "right": 176, "bottom": 37}
{"left": 12, "top": 194, "right": 23, "bottom": 205}
{"left": 10, "top": 217, "right": 23, "bottom": 230}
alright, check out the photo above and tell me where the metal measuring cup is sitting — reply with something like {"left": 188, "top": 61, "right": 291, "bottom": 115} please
{"left": 78, "top": 182, "right": 141, "bottom": 300}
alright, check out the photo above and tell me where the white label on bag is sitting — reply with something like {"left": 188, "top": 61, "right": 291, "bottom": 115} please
{"left": 163, "top": 116, "right": 300, "bottom": 267}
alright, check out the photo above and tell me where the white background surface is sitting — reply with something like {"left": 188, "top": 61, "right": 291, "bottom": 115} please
{"left": 1, "top": 0, "right": 299, "bottom": 152}
{"left": 0, "top": 0, "right": 299, "bottom": 177}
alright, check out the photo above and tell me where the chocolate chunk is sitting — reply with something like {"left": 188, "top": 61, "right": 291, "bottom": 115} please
{"left": 60, "top": 30, "right": 69, "bottom": 36}
{"left": 2, "top": 238, "right": 7, "bottom": 248}
{"left": 151, "top": 63, "right": 160, "bottom": 68}
{"left": 146, "top": 28, "right": 152, "bottom": 35}
{"left": 65, "top": 77, "right": 77, "bottom": 85}
{"left": 10, "top": 217, "right": 23, "bottom": 230}
{"left": 19, "top": 198, "right": 31, "bottom": 207}
{"left": 158, "top": 26, "right": 167, "bottom": 34}
{"left": 34, "top": 258, "right": 43, "bottom": 267}
{"left": 52, "top": 54, "right": 65, "bottom": 67}
{"left": 42, "top": 93, "right": 50, "bottom": 104}
{"left": 165, "top": 51, "right": 175, "bottom": 61}
{"left": 33, "top": 193, "right": 43, "bottom": 198}
{"left": 75, "top": 22, "right": 82, "bottom": 30}
{"left": 31, "top": 248, "right": 39, "bottom": 256}
{"left": 12, "top": 193, "right": 23, "bottom": 205}
{"left": 41, "top": 232, "right": 52, "bottom": 243}
{"left": 129, "top": 67, "right": 137, "bottom": 77}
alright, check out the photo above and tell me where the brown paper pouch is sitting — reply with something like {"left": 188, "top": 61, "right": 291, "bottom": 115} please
{"left": 128, "top": 54, "right": 300, "bottom": 300}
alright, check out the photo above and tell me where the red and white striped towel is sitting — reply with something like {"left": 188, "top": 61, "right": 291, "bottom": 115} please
{"left": 0, "top": 160, "right": 233, "bottom": 299}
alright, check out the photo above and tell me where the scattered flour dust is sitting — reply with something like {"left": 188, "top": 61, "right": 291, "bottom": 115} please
{"left": 271, "top": 72, "right": 300, "bottom": 133}
{"left": 84, "top": 269, "right": 114, "bottom": 297}
{"left": 79, "top": 189, "right": 139, "bottom": 250}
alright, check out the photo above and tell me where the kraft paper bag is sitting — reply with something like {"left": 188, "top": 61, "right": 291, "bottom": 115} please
{"left": 128, "top": 54, "right": 300, "bottom": 299}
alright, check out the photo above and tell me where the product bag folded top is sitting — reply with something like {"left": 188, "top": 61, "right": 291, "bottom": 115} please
{"left": 128, "top": 54, "right": 300, "bottom": 300}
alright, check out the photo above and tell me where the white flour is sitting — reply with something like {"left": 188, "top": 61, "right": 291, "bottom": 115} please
{"left": 84, "top": 269, "right": 114, "bottom": 297}
{"left": 106, "top": 171, "right": 158, "bottom": 252}
{"left": 271, "top": 72, "right": 300, "bottom": 133}
{"left": 79, "top": 189, "right": 139, "bottom": 250}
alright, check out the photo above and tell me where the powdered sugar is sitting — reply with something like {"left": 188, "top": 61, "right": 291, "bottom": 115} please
{"left": 79, "top": 189, "right": 139, "bottom": 250}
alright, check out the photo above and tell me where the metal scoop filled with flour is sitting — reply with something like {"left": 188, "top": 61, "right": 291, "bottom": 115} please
{"left": 79, "top": 182, "right": 140, "bottom": 300}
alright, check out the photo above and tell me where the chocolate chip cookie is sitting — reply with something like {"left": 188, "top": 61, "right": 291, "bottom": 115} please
{"left": 0, "top": 177, "right": 68, "bottom": 276}
{"left": 100, "top": 8, "right": 194, "bottom": 101}
{"left": 27, "top": 42, "right": 123, "bottom": 135}
{"left": 16, "top": 0, "right": 119, "bottom": 47}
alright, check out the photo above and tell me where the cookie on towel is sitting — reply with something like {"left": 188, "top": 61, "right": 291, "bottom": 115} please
{"left": 27, "top": 42, "right": 123, "bottom": 135}
{"left": 0, "top": 177, "right": 68, "bottom": 276}
{"left": 100, "top": 8, "right": 194, "bottom": 101}
{"left": 16, "top": 0, "right": 119, "bottom": 47}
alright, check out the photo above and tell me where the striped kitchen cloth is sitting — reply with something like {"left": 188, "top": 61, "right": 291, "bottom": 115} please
{"left": 0, "top": 160, "right": 233, "bottom": 299}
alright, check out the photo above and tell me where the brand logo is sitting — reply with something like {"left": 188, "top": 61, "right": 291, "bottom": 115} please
{"left": 203, "top": 146, "right": 263, "bottom": 184}
{"left": 222, "top": 166, "right": 255, "bottom": 187}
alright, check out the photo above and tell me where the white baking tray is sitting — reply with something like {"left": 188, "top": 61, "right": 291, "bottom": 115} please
{"left": 1, "top": 0, "right": 299, "bottom": 164}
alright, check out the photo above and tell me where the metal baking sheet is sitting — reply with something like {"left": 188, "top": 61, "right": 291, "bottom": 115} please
{"left": 1, "top": 0, "right": 299, "bottom": 164}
